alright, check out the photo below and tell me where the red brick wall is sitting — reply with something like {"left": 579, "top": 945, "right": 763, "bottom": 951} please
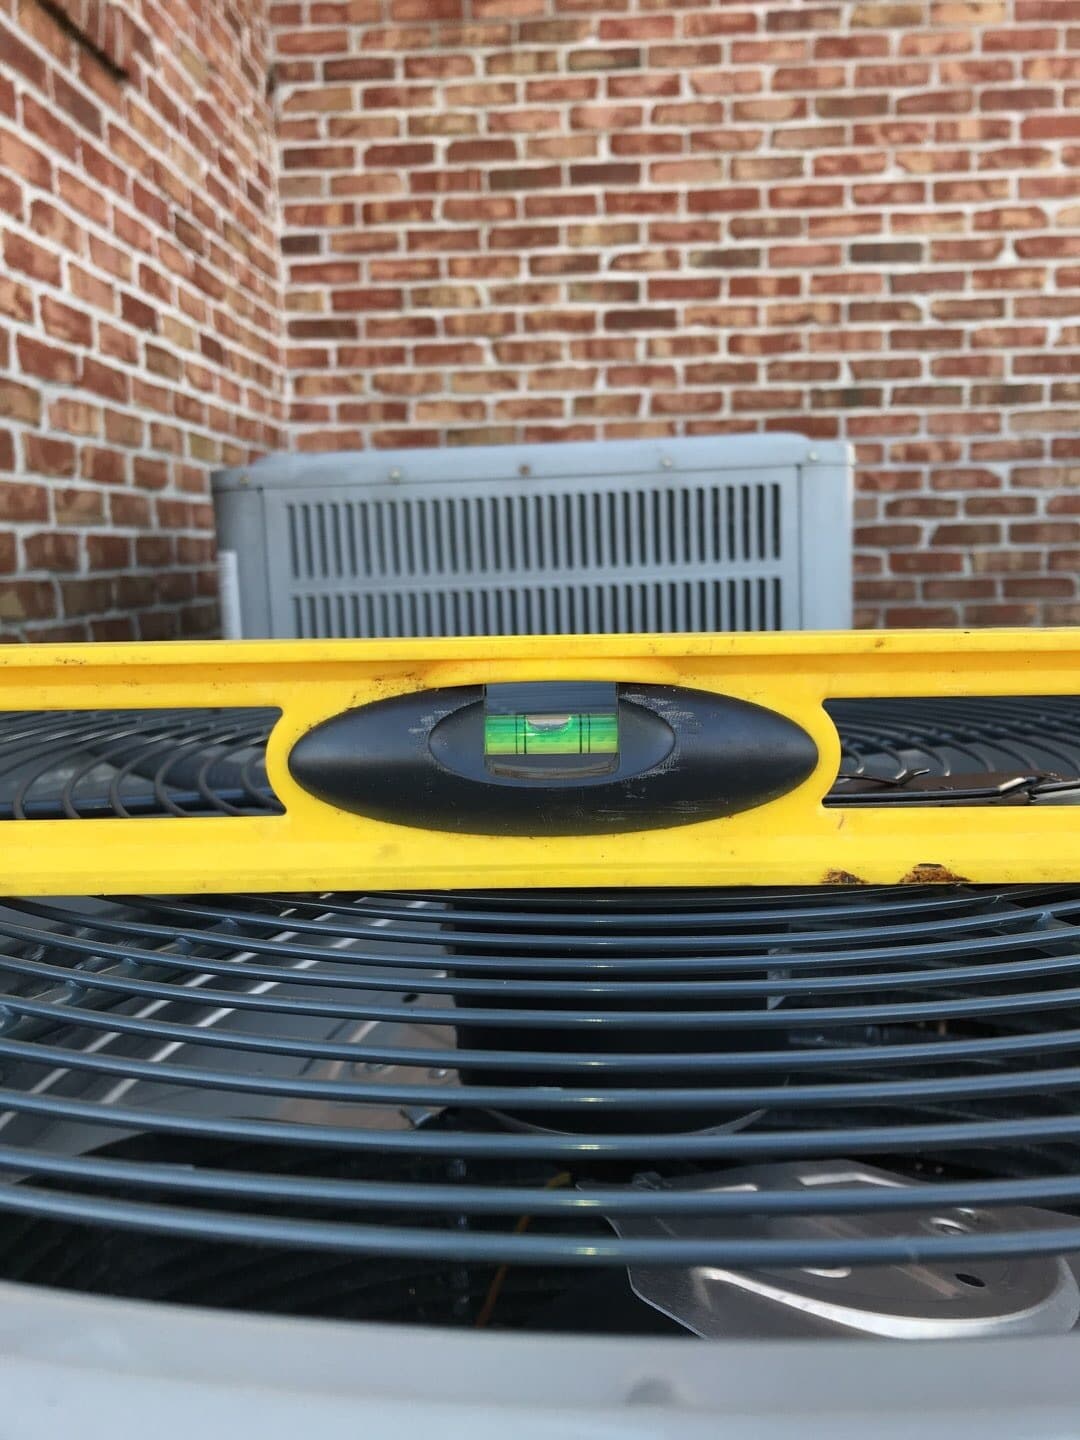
{"left": 0, "top": 0, "right": 283, "bottom": 641}
{"left": 274, "top": 0, "right": 1080, "bottom": 629}
{"left": 4, "top": 0, "right": 1078, "bottom": 637}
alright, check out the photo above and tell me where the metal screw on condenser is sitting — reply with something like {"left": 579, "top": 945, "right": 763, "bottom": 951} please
{"left": 808, "top": 451, "right": 819, "bottom": 462}
{"left": 661, "top": 456, "right": 673, "bottom": 469}
{"left": 389, "top": 468, "right": 402, "bottom": 482}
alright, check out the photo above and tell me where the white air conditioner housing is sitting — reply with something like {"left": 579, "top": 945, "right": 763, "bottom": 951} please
{"left": 212, "top": 434, "right": 852, "bottom": 638}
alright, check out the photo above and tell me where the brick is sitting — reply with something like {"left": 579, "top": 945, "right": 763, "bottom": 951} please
{"left": 0, "top": 581, "right": 58, "bottom": 624}
{"left": 857, "top": 524, "right": 922, "bottom": 547}
{"left": 687, "top": 187, "right": 761, "bottom": 214}
{"left": 568, "top": 48, "right": 642, "bottom": 72}
{"left": 50, "top": 399, "right": 104, "bottom": 439}
{"left": 24, "top": 532, "right": 80, "bottom": 572}
{"left": 53, "top": 486, "right": 105, "bottom": 527}
{"left": 0, "top": 18, "right": 47, "bottom": 91}
{"left": 773, "top": 65, "right": 846, "bottom": 91}
{"left": 3, "top": 232, "right": 62, "bottom": 288}
{"left": 0, "top": 276, "right": 32, "bottom": 325}
{"left": 0, "top": 380, "right": 41, "bottom": 426}
{"left": 0, "top": 476, "right": 47, "bottom": 522}
{"left": 890, "top": 551, "right": 966, "bottom": 574}
{"left": 22, "top": 96, "right": 79, "bottom": 162}
{"left": 984, "top": 25, "right": 1059, "bottom": 48}
{"left": 31, "top": 200, "right": 84, "bottom": 256}
{"left": 1022, "top": 116, "right": 1080, "bottom": 141}
{"left": 23, "top": 436, "right": 77, "bottom": 481}
{"left": 52, "top": 73, "right": 103, "bottom": 137}
{"left": 1003, "top": 577, "right": 1075, "bottom": 599}
{"left": 0, "top": 126, "right": 53, "bottom": 191}
{"left": 278, "top": 28, "right": 350, "bottom": 55}
{"left": 490, "top": 165, "right": 563, "bottom": 191}
{"left": 76, "top": 448, "right": 126, "bottom": 489}
{"left": 60, "top": 578, "right": 116, "bottom": 618}
{"left": 603, "top": 308, "right": 677, "bottom": 331}
{"left": 41, "top": 297, "right": 94, "bottom": 348}
{"left": 521, "top": 82, "right": 598, "bottom": 113}
{"left": 283, "top": 145, "right": 356, "bottom": 169}
{"left": 331, "top": 287, "right": 403, "bottom": 312}
{"left": 86, "top": 534, "right": 132, "bottom": 570}
{"left": 18, "top": 334, "right": 80, "bottom": 385}
{"left": 120, "top": 292, "right": 158, "bottom": 332}
{"left": 0, "top": 168, "right": 21, "bottom": 223}
{"left": 570, "top": 103, "right": 645, "bottom": 132}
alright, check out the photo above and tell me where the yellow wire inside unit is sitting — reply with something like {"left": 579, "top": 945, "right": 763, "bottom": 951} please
{"left": 475, "top": 1172, "right": 573, "bottom": 1330}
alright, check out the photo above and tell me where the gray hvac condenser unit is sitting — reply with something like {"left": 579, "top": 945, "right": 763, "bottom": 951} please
{"left": 211, "top": 434, "right": 852, "bottom": 639}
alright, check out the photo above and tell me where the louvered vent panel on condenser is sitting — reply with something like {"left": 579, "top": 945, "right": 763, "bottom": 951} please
{"left": 212, "top": 435, "right": 851, "bottom": 638}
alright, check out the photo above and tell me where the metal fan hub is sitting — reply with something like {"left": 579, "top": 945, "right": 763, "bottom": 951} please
{"left": 615, "top": 1163, "right": 1080, "bottom": 1340}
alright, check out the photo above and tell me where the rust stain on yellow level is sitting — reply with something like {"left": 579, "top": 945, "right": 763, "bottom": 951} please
{"left": 897, "top": 863, "right": 970, "bottom": 885}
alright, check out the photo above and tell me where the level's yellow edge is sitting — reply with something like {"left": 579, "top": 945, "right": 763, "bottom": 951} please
{"left": 6, "top": 626, "right": 1080, "bottom": 666}
{"left": 1, "top": 629, "right": 1078, "bottom": 894}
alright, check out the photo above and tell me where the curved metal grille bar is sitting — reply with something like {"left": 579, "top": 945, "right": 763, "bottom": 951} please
{"left": 0, "top": 1181, "right": 1075, "bottom": 1270}
{"left": 0, "top": 884, "right": 1079, "bottom": 1270}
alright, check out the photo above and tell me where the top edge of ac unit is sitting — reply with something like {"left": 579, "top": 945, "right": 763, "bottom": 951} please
{"left": 212, "top": 434, "right": 852, "bottom": 494}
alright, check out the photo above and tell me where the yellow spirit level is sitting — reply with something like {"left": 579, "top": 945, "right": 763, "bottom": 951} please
{"left": 1, "top": 629, "right": 1078, "bottom": 896}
